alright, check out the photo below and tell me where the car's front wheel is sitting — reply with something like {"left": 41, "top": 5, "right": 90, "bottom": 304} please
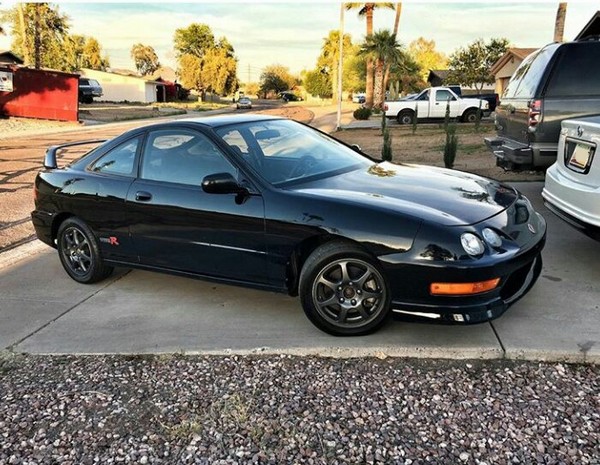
{"left": 299, "top": 242, "right": 391, "bottom": 336}
{"left": 57, "top": 217, "right": 113, "bottom": 284}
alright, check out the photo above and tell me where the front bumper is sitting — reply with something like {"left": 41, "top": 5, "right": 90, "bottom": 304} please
{"left": 382, "top": 231, "right": 546, "bottom": 325}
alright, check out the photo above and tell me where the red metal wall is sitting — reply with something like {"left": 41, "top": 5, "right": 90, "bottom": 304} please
{"left": 0, "top": 65, "right": 79, "bottom": 122}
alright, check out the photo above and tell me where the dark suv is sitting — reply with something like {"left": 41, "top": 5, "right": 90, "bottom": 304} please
{"left": 78, "top": 78, "right": 103, "bottom": 104}
{"left": 486, "top": 39, "right": 600, "bottom": 170}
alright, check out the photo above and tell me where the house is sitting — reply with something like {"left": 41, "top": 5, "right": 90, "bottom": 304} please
{"left": 151, "top": 66, "right": 177, "bottom": 83}
{"left": 80, "top": 68, "right": 166, "bottom": 103}
{"left": 427, "top": 70, "right": 448, "bottom": 87}
{"left": 490, "top": 48, "right": 539, "bottom": 96}
{"left": 0, "top": 51, "right": 24, "bottom": 65}
{"left": 575, "top": 10, "right": 600, "bottom": 40}
{"left": 427, "top": 69, "right": 494, "bottom": 93}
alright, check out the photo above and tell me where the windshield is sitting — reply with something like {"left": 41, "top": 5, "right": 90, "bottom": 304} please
{"left": 216, "top": 119, "right": 372, "bottom": 186}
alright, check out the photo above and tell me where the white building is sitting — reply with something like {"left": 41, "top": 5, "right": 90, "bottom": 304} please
{"left": 80, "top": 68, "right": 165, "bottom": 103}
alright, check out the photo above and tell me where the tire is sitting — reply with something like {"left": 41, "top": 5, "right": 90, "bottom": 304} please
{"left": 299, "top": 242, "right": 391, "bottom": 336}
{"left": 57, "top": 217, "right": 113, "bottom": 284}
{"left": 462, "top": 109, "right": 479, "bottom": 123}
{"left": 85, "top": 96, "right": 94, "bottom": 104}
{"left": 397, "top": 110, "right": 414, "bottom": 125}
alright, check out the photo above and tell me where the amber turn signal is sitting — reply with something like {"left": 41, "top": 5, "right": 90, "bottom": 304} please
{"left": 430, "top": 278, "right": 500, "bottom": 296}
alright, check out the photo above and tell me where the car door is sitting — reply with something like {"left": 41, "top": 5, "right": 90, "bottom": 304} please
{"left": 82, "top": 135, "right": 142, "bottom": 262}
{"left": 126, "top": 127, "right": 268, "bottom": 284}
{"left": 429, "top": 89, "right": 459, "bottom": 118}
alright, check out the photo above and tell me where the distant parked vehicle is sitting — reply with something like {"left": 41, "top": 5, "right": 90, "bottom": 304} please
{"left": 542, "top": 116, "right": 600, "bottom": 241}
{"left": 485, "top": 39, "right": 600, "bottom": 171}
{"left": 451, "top": 86, "right": 499, "bottom": 112}
{"left": 78, "top": 78, "right": 102, "bottom": 104}
{"left": 236, "top": 97, "right": 252, "bottom": 109}
{"left": 279, "top": 92, "right": 302, "bottom": 102}
{"left": 384, "top": 87, "right": 490, "bottom": 125}
{"left": 352, "top": 93, "right": 365, "bottom": 104}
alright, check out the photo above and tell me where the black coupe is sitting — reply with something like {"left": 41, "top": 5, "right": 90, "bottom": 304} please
{"left": 32, "top": 115, "right": 546, "bottom": 336}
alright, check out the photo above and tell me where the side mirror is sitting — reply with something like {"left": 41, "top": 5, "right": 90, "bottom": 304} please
{"left": 351, "top": 144, "right": 362, "bottom": 153}
{"left": 202, "top": 172, "right": 246, "bottom": 195}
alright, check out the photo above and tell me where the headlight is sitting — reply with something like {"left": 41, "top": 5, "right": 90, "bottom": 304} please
{"left": 482, "top": 228, "right": 502, "bottom": 248}
{"left": 461, "top": 233, "right": 485, "bottom": 256}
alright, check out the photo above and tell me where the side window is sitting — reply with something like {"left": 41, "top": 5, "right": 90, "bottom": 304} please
{"left": 140, "top": 129, "right": 237, "bottom": 186}
{"left": 435, "top": 90, "right": 455, "bottom": 102}
{"left": 504, "top": 44, "right": 559, "bottom": 99}
{"left": 90, "top": 137, "right": 139, "bottom": 176}
{"left": 545, "top": 44, "right": 600, "bottom": 98}
{"left": 417, "top": 90, "right": 430, "bottom": 101}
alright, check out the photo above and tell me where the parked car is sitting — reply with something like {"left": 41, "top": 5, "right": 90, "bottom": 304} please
{"left": 236, "top": 97, "right": 252, "bottom": 109}
{"left": 78, "top": 77, "right": 103, "bottom": 104}
{"left": 352, "top": 93, "right": 366, "bottom": 104}
{"left": 485, "top": 39, "right": 600, "bottom": 171}
{"left": 31, "top": 115, "right": 546, "bottom": 336}
{"left": 542, "top": 116, "right": 600, "bottom": 241}
{"left": 384, "top": 87, "right": 490, "bottom": 124}
{"left": 279, "top": 92, "right": 302, "bottom": 102}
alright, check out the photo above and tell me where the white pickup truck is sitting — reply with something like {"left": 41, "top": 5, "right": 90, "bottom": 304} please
{"left": 384, "top": 87, "right": 490, "bottom": 124}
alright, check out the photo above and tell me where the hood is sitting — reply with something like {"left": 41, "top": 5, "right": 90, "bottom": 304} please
{"left": 291, "top": 162, "right": 518, "bottom": 226}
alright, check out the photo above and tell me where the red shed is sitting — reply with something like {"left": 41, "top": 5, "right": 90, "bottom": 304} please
{"left": 0, "top": 65, "right": 79, "bottom": 122}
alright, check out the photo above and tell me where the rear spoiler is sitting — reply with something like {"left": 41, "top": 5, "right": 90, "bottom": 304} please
{"left": 44, "top": 139, "right": 107, "bottom": 169}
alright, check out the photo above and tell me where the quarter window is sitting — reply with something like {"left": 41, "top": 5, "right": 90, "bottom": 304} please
{"left": 90, "top": 137, "right": 139, "bottom": 176}
{"left": 140, "top": 129, "right": 237, "bottom": 186}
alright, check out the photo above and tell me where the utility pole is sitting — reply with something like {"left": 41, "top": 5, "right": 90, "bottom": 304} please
{"left": 336, "top": 3, "right": 344, "bottom": 130}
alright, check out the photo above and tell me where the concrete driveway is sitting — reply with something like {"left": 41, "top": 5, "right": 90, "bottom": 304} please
{"left": 1, "top": 183, "right": 598, "bottom": 363}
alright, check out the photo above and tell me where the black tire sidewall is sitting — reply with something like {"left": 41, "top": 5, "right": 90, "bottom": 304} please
{"left": 57, "top": 217, "right": 112, "bottom": 284}
{"left": 397, "top": 111, "right": 413, "bottom": 125}
{"left": 299, "top": 243, "right": 392, "bottom": 336}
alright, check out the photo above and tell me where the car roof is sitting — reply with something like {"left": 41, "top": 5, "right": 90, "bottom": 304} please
{"left": 149, "top": 114, "right": 281, "bottom": 129}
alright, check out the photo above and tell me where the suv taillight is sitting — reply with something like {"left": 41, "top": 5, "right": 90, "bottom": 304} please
{"left": 384, "top": 103, "right": 388, "bottom": 111}
{"left": 528, "top": 99, "right": 542, "bottom": 128}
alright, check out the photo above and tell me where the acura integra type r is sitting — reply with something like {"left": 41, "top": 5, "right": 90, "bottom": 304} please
{"left": 32, "top": 115, "right": 546, "bottom": 336}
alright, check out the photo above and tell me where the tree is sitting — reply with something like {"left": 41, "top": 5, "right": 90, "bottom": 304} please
{"left": 360, "top": 29, "right": 404, "bottom": 109}
{"left": 407, "top": 37, "right": 448, "bottom": 81}
{"left": 554, "top": 3, "right": 568, "bottom": 43}
{"left": 346, "top": 3, "right": 395, "bottom": 108}
{"left": 174, "top": 23, "right": 214, "bottom": 58}
{"left": 81, "top": 37, "right": 109, "bottom": 70}
{"left": 317, "top": 30, "right": 353, "bottom": 98}
{"left": 303, "top": 68, "right": 332, "bottom": 99}
{"left": 259, "top": 64, "right": 296, "bottom": 96}
{"left": 446, "top": 38, "right": 510, "bottom": 92}
{"left": 131, "top": 43, "right": 160, "bottom": 76}
{"left": 174, "top": 24, "right": 238, "bottom": 99}
{"left": 3, "top": 2, "right": 69, "bottom": 69}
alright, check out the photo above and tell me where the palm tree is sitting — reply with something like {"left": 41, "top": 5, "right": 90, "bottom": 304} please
{"left": 553, "top": 3, "right": 567, "bottom": 42}
{"left": 346, "top": 2, "right": 394, "bottom": 108}
{"left": 384, "top": 3, "right": 403, "bottom": 92}
{"left": 319, "top": 30, "right": 352, "bottom": 99}
{"left": 360, "top": 29, "right": 403, "bottom": 109}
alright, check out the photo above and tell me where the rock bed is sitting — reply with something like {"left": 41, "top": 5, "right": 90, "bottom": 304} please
{"left": 0, "top": 355, "right": 598, "bottom": 464}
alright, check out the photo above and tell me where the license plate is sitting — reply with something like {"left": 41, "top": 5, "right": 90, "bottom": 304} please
{"left": 568, "top": 142, "right": 593, "bottom": 171}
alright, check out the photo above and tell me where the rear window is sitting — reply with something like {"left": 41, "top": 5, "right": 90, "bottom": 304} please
{"left": 544, "top": 43, "right": 600, "bottom": 97}
{"left": 502, "top": 44, "right": 559, "bottom": 99}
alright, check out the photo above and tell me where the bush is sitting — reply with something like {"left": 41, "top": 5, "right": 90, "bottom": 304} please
{"left": 443, "top": 125, "right": 458, "bottom": 169}
{"left": 382, "top": 127, "right": 393, "bottom": 162}
{"left": 353, "top": 107, "right": 372, "bottom": 120}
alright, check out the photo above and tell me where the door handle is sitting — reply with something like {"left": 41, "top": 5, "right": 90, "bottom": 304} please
{"left": 135, "top": 191, "right": 152, "bottom": 201}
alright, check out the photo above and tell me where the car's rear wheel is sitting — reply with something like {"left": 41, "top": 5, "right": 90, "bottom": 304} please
{"left": 57, "top": 218, "right": 113, "bottom": 284}
{"left": 299, "top": 242, "right": 391, "bottom": 336}
{"left": 397, "top": 110, "right": 414, "bottom": 125}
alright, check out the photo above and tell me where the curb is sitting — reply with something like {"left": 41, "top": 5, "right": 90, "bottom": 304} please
{"left": 0, "top": 240, "right": 48, "bottom": 271}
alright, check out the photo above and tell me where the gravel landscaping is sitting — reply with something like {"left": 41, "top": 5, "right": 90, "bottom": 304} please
{"left": 0, "top": 354, "right": 598, "bottom": 464}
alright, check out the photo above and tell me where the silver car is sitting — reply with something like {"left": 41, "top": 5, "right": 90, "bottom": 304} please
{"left": 236, "top": 97, "right": 252, "bottom": 109}
{"left": 543, "top": 116, "right": 600, "bottom": 241}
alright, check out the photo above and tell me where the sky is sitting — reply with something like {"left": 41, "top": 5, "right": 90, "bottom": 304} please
{"left": 0, "top": 1, "right": 598, "bottom": 82}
